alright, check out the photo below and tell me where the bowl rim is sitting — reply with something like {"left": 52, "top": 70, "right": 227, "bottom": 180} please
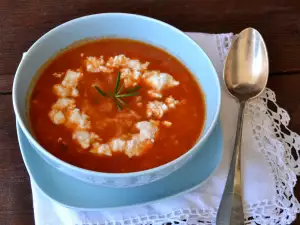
{"left": 12, "top": 12, "right": 221, "bottom": 178}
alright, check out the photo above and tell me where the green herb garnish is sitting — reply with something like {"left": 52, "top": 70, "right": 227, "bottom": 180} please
{"left": 94, "top": 86, "right": 106, "bottom": 96}
{"left": 94, "top": 72, "right": 141, "bottom": 110}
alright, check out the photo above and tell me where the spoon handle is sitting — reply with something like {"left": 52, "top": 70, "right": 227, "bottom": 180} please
{"left": 216, "top": 102, "right": 245, "bottom": 225}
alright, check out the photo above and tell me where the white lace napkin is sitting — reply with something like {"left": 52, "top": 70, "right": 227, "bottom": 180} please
{"left": 28, "top": 32, "right": 300, "bottom": 225}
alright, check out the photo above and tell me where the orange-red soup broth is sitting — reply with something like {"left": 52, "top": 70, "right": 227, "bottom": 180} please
{"left": 29, "top": 38, "right": 205, "bottom": 173}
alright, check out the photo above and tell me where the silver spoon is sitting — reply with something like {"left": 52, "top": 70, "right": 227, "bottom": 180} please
{"left": 216, "top": 28, "right": 269, "bottom": 224}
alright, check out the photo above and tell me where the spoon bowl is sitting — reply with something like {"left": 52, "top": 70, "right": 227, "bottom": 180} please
{"left": 224, "top": 28, "right": 269, "bottom": 101}
{"left": 216, "top": 28, "right": 269, "bottom": 225}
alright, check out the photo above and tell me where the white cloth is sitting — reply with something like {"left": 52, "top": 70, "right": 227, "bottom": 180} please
{"left": 28, "top": 32, "right": 300, "bottom": 225}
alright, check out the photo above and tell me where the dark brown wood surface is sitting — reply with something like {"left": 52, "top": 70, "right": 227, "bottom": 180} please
{"left": 1, "top": 0, "right": 300, "bottom": 224}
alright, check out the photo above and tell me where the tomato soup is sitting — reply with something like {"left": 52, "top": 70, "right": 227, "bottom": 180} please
{"left": 29, "top": 38, "right": 205, "bottom": 173}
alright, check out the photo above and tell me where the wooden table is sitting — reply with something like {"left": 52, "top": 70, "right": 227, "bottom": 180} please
{"left": 1, "top": 0, "right": 300, "bottom": 224}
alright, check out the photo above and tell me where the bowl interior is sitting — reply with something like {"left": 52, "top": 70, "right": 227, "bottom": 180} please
{"left": 13, "top": 13, "right": 220, "bottom": 170}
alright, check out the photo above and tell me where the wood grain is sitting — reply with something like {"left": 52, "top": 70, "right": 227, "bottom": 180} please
{"left": 268, "top": 75, "right": 300, "bottom": 133}
{"left": 0, "top": 95, "right": 33, "bottom": 225}
{"left": 1, "top": 0, "right": 300, "bottom": 92}
{"left": 1, "top": 0, "right": 300, "bottom": 224}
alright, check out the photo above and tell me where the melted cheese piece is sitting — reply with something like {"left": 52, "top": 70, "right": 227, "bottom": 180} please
{"left": 48, "top": 98, "right": 75, "bottom": 125}
{"left": 162, "top": 121, "right": 172, "bottom": 127}
{"left": 62, "top": 70, "right": 82, "bottom": 87}
{"left": 53, "top": 70, "right": 82, "bottom": 97}
{"left": 147, "top": 90, "right": 163, "bottom": 99}
{"left": 120, "top": 68, "right": 141, "bottom": 88}
{"left": 146, "top": 96, "right": 179, "bottom": 119}
{"left": 72, "top": 131, "right": 101, "bottom": 150}
{"left": 52, "top": 98, "right": 76, "bottom": 111}
{"left": 49, "top": 110, "right": 65, "bottom": 125}
{"left": 165, "top": 96, "right": 179, "bottom": 109}
{"left": 106, "top": 54, "right": 149, "bottom": 69}
{"left": 125, "top": 120, "right": 159, "bottom": 157}
{"left": 127, "top": 59, "right": 149, "bottom": 71}
{"left": 107, "top": 54, "right": 149, "bottom": 87}
{"left": 50, "top": 70, "right": 94, "bottom": 148}
{"left": 53, "top": 84, "right": 77, "bottom": 98}
{"left": 85, "top": 56, "right": 113, "bottom": 73}
{"left": 96, "top": 143, "right": 113, "bottom": 156}
{"left": 49, "top": 105, "right": 93, "bottom": 148}
{"left": 90, "top": 120, "right": 159, "bottom": 157}
{"left": 53, "top": 72, "right": 64, "bottom": 78}
{"left": 106, "top": 54, "right": 129, "bottom": 68}
{"left": 136, "top": 120, "right": 158, "bottom": 141}
{"left": 146, "top": 101, "right": 168, "bottom": 119}
{"left": 126, "top": 120, "right": 159, "bottom": 157}
{"left": 67, "top": 108, "right": 91, "bottom": 129}
{"left": 72, "top": 130, "right": 91, "bottom": 149}
{"left": 143, "top": 71, "right": 179, "bottom": 91}
{"left": 110, "top": 139, "right": 126, "bottom": 152}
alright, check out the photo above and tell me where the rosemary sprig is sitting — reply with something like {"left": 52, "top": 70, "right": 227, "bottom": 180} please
{"left": 114, "top": 72, "right": 121, "bottom": 94}
{"left": 94, "top": 72, "right": 141, "bottom": 110}
{"left": 125, "top": 86, "right": 141, "bottom": 93}
{"left": 94, "top": 86, "right": 106, "bottom": 96}
{"left": 115, "top": 92, "right": 140, "bottom": 98}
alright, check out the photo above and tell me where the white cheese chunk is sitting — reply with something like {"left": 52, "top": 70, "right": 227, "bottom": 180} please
{"left": 147, "top": 90, "right": 163, "bottom": 99}
{"left": 90, "top": 132, "right": 101, "bottom": 142}
{"left": 125, "top": 121, "right": 159, "bottom": 157}
{"left": 49, "top": 98, "right": 76, "bottom": 125}
{"left": 52, "top": 98, "right": 75, "bottom": 111}
{"left": 90, "top": 142, "right": 112, "bottom": 156}
{"left": 97, "top": 144, "right": 113, "bottom": 156}
{"left": 90, "top": 120, "right": 159, "bottom": 158}
{"left": 110, "top": 139, "right": 126, "bottom": 152}
{"left": 53, "top": 70, "right": 81, "bottom": 97}
{"left": 162, "top": 121, "right": 172, "bottom": 127}
{"left": 53, "top": 84, "right": 79, "bottom": 97}
{"left": 125, "top": 136, "right": 142, "bottom": 157}
{"left": 143, "top": 71, "right": 179, "bottom": 91}
{"left": 146, "top": 100, "right": 168, "bottom": 119}
{"left": 165, "top": 96, "right": 179, "bottom": 108}
{"left": 67, "top": 108, "right": 91, "bottom": 129}
{"left": 136, "top": 121, "right": 158, "bottom": 141}
{"left": 53, "top": 72, "right": 64, "bottom": 78}
{"left": 120, "top": 67, "right": 141, "bottom": 88}
{"left": 73, "top": 131, "right": 101, "bottom": 150}
{"left": 72, "top": 130, "right": 91, "bottom": 149}
{"left": 85, "top": 56, "right": 113, "bottom": 73}
{"left": 128, "top": 59, "right": 149, "bottom": 71}
{"left": 107, "top": 55, "right": 149, "bottom": 88}
{"left": 106, "top": 54, "right": 149, "bottom": 70}
{"left": 49, "top": 110, "right": 65, "bottom": 125}
{"left": 146, "top": 96, "right": 179, "bottom": 119}
{"left": 106, "top": 54, "right": 129, "bottom": 68}
{"left": 62, "top": 70, "right": 82, "bottom": 87}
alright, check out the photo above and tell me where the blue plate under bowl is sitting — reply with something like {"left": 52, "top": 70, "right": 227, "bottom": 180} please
{"left": 16, "top": 121, "right": 223, "bottom": 210}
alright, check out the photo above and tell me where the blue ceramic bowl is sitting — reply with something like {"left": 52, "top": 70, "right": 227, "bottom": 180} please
{"left": 12, "top": 13, "right": 221, "bottom": 188}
